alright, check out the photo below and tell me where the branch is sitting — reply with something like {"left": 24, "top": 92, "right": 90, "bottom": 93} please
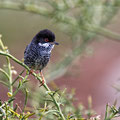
{"left": 0, "top": 68, "right": 9, "bottom": 80}
{"left": 0, "top": 1, "right": 52, "bottom": 16}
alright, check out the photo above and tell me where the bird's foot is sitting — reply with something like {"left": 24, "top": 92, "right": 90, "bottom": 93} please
{"left": 29, "top": 69, "right": 33, "bottom": 75}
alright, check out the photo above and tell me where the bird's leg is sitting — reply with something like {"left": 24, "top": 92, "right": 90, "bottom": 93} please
{"left": 29, "top": 69, "right": 33, "bottom": 75}
{"left": 39, "top": 71, "right": 45, "bottom": 87}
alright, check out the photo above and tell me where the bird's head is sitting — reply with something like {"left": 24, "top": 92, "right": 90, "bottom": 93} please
{"left": 33, "top": 29, "right": 59, "bottom": 49}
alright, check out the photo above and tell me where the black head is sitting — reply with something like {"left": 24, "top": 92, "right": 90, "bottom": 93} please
{"left": 33, "top": 29, "right": 59, "bottom": 45}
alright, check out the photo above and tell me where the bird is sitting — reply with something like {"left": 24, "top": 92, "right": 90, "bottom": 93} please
{"left": 24, "top": 29, "right": 59, "bottom": 86}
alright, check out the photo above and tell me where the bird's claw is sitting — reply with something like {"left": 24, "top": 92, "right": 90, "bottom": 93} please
{"left": 29, "top": 69, "right": 33, "bottom": 75}
{"left": 39, "top": 79, "right": 45, "bottom": 87}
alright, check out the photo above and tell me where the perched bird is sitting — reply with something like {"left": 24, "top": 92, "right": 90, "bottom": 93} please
{"left": 24, "top": 29, "right": 59, "bottom": 85}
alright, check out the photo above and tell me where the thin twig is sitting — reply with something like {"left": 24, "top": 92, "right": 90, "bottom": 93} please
{"left": 0, "top": 68, "right": 9, "bottom": 80}
{"left": 12, "top": 69, "right": 25, "bottom": 85}
{"left": 23, "top": 88, "right": 29, "bottom": 112}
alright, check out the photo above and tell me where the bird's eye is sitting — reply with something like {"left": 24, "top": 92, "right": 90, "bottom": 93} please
{"left": 45, "top": 38, "right": 49, "bottom": 42}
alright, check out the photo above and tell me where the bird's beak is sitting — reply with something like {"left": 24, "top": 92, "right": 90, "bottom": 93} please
{"left": 53, "top": 41, "right": 59, "bottom": 45}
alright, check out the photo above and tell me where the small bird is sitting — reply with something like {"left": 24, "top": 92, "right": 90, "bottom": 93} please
{"left": 24, "top": 29, "right": 59, "bottom": 85}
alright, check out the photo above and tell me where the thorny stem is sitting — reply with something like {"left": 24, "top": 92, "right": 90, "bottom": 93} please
{"left": 0, "top": 38, "right": 13, "bottom": 108}
{"left": 104, "top": 104, "right": 109, "bottom": 120}
{"left": 0, "top": 68, "right": 9, "bottom": 80}
{"left": 0, "top": 51, "right": 65, "bottom": 120}
{"left": 23, "top": 88, "right": 29, "bottom": 112}
{"left": 7, "top": 57, "right": 13, "bottom": 108}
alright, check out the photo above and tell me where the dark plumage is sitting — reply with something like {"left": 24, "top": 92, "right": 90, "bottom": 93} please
{"left": 24, "top": 29, "right": 59, "bottom": 71}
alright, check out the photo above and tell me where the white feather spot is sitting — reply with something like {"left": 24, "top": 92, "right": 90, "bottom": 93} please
{"left": 38, "top": 43, "right": 42, "bottom": 46}
{"left": 38, "top": 43, "right": 50, "bottom": 48}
